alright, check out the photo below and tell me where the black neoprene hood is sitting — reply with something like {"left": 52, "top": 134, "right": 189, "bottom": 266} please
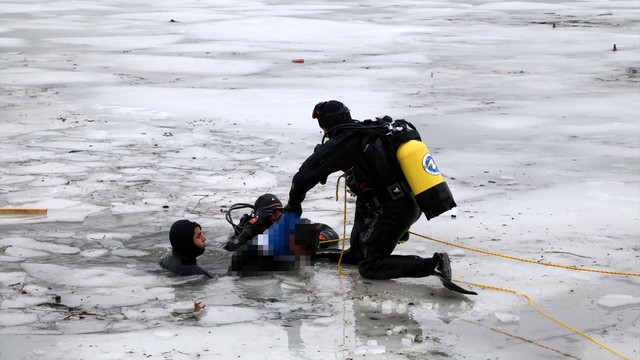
{"left": 312, "top": 100, "right": 352, "bottom": 132}
{"left": 169, "top": 219, "right": 204, "bottom": 260}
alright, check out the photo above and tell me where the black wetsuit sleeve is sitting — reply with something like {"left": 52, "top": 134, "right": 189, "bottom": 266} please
{"left": 224, "top": 220, "right": 274, "bottom": 252}
{"left": 224, "top": 230, "right": 254, "bottom": 252}
{"left": 288, "top": 132, "right": 362, "bottom": 207}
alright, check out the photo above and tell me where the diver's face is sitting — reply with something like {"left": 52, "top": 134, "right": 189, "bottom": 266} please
{"left": 193, "top": 226, "right": 206, "bottom": 249}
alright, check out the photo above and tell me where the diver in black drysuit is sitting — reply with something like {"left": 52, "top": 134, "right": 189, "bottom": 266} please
{"left": 283, "top": 100, "right": 450, "bottom": 280}
{"left": 160, "top": 219, "right": 213, "bottom": 278}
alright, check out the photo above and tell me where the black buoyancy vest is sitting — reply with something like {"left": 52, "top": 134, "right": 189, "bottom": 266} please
{"left": 348, "top": 117, "right": 421, "bottom": 196}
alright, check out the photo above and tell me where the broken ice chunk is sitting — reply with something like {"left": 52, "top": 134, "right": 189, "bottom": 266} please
{"left": 494, "top": 312, "right": 520, "bottom": 323}
{"left": 597, "top": 294, "right": 640, "bottom": 309}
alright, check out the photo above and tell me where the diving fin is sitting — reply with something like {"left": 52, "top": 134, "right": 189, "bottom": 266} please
{"left": 437, "top": 275, "right": 478, "bottom": 295}
{"left": 433, "top": 252, "right": 477, "bottom": 295}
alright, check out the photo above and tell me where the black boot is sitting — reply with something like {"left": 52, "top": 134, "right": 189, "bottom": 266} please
{"left": 433, "top": 252, "right": 451, "bottom": 281}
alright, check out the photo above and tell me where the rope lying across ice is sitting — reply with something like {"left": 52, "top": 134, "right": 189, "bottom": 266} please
{"left": 331, "top": 173, "right": 639, "bottom": 277}
{"left": 326, "top": 173, "right": 637, "bottom": 360}
{"left": 408, "top": 232, "right": 640, "bottom": 277}
{"left": 457, "top": 281, "right": 633, "bottom": 360}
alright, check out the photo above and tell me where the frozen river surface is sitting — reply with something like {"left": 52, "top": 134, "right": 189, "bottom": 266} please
{"left": 1, "top": 1, "right": 639, "bottom": 359}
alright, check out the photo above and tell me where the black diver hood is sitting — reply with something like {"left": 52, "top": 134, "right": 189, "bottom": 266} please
{"left": 169, "top": 219, "right": 204, "bottom": 265}
{"left": 312, "top": 100, "right": 353, "bottom": 137}
{"left": 253, "top": 193, "right": 282, "bottom": 212}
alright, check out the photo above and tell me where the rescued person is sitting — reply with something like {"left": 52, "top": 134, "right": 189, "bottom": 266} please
{"left": 223, "top": 193, "right": 339, "bottom": 276}
{"left": 223, "top": 193, "right": 339, "bottom": 252}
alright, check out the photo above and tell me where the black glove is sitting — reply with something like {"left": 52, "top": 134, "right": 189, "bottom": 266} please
{"left": 253, "top": 207, "right": 275, "bottom": 227}
{"left": 283, "top": 202, "right": 302, "bottom": 216}
{"left": 224, "top": 230, "right": 253, "bottom": 252}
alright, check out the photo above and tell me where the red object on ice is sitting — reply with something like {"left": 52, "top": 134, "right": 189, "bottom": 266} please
{"left": 292, "top": 59, "right": 304, "bottom": 63}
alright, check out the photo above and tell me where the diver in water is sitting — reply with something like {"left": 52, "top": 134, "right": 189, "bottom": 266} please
{"left": 160, "top": 219, "right": 213, "bottom": 278}
{"left": 223, "top": 193, "right": 339, "bottom": 252}
{"left": 223, "top": 193, "right": 340, "bottom": 276}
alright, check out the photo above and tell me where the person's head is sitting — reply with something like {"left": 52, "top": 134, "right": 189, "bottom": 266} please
{"left": 170, "top": 219, "right": 206, "bottom": 259}
{"left": 254, "top": 193, "right": 283, "bottom": 222}
{"left": 312, "top": 100, "right": 352, "bottom": 136}
{"left": 289, "top": 220, "right": 317, "bottom": 265}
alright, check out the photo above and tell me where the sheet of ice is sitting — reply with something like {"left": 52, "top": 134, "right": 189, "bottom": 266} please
{"left": 80, "top": 249, "right": 109, "bottom": 258}
{"left": 1, "top": 0, "right": 639, "bottom": 359}
{"left": 1, "top": 295, "right": 51, "bottom": 310}
{"left": 597, "top": 294, "right": 640, "bottom": 309}
{"left": 0, "top": 272, "right": 27, "bottom": 286}
{"left": 62, "top": 285, "right": 155, "bottom": 309}
{"left": 21, "top": 263, "right": 161, "bottom": 288}
{"left": 199, "top": 305, "right": 263, "bottom": 326}
{"left": 0, "top": 237, "right": 80, "bottom": 255}
{"left": 0, "top": 312, "right": 39, "bottom": 327}
{"left": 3, "top": 247, "right": 49, "bottom": 258}
{"left": 494, "top": 312, "right": 520, "bottom": 323}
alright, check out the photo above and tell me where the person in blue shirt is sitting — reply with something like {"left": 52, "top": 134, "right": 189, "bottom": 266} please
{"left": 223, "top": 193, "right": 339, "bottom": 252}
{"left": 224, "top": 193, "right": 339, "bottom": 276}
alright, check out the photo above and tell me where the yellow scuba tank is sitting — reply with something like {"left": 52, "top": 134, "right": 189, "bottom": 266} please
{"left": 396, "top": 140, "right": 456, "bottom": 220}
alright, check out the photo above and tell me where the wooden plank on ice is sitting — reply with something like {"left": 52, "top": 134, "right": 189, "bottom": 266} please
{"left": 0, "top": 208, "right": 48, "bottom": 214}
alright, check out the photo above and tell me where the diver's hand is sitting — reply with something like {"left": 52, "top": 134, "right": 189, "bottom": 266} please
{"left": 283, "top": 202, "right": 302, "bottom": 216}
{"left": 254, "top": 207, "right": 275, "bottom": 227}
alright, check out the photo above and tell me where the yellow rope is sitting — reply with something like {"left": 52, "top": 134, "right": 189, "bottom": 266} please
{"left": 459, "top": 318, "right": 581, "bottom": 359}
{"left": 329, "top": 173, "right": 635, "bottom": 359}
{"left": 457, "top": 280, "right": 633, "bottom": 360}
{"left": 335, "top": 171, "right": 357, "bottom": 275}
{"left": 318, "top": 238, "right": 343, "bottom": 245}
{"left": 331, "top": 172, "right": 638, "bottom": 277}
{"left": 409, "top": 232, "right": 640, "bottom": 277}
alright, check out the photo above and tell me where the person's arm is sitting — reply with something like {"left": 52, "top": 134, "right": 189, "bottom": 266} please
{"left": 224, "top": 230, "right": 254, "bottom": 252}
{"left": 223, "top": 207, "right": 276, "bottom": 251}
{"left": 286, "top": 133, "right": 362, "bottom": 214}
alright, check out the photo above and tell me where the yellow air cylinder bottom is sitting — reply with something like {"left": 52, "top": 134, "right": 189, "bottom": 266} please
{"left": 397, "top": 140, "right": 457, "bottom": 220}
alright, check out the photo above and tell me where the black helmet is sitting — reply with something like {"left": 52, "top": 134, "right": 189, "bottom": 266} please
{"left": 312, "top": 100, "right": 352, "bottom": 132}
{"left": 253, "top": 193, "right": 282, "bottom": 212}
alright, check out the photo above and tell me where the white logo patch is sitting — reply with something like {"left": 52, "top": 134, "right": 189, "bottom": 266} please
{"left": 422, "top": 153, "right": 440, "bottom": 176}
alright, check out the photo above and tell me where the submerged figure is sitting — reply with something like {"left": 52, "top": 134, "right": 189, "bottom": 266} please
{"left": 160, "top": 219, "right": 213, "bottom": 278}
{"left": 283, "top": 100, "right": 456, "bottom": 284}
{"left": 228, "top": 211, "right": 319, "bottom": 276}
{"left": 223, "top": 193, "right": 339, "bottom": 276}
{"left": 223, "top": 193, "right": 285, "bottom": 252}
{"left": 223, "top": 193, "right": 339, "bottom": 252}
